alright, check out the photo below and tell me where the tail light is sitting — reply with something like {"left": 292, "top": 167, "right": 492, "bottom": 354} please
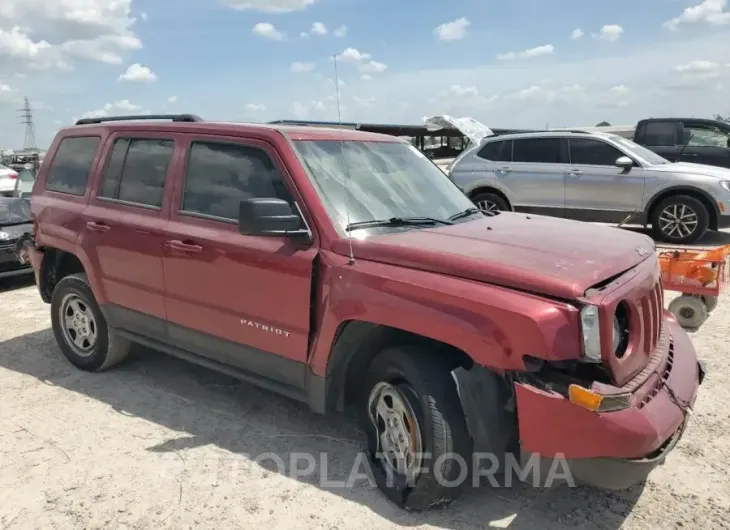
{"left": 8, "top": 172, "right": 17, "bottom": 180}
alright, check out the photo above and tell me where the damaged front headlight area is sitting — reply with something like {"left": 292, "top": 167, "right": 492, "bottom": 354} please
{"left": 580, "top": 305, "right": 602, "bottom": 363}
{"left": 580, "top": 303, "right": 629, "bottom": 363}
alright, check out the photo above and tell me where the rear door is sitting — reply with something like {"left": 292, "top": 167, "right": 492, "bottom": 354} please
{"left": 502, "top": 137, "right": 568, "bottom": 217}
{"left": 678, "top": 121, "right": 730, "bottom": 169}
{"left": 564, "top": 137, "right": 646, "bottom": 223}
{"left": 160, "top": 134, "right": 318, "bottom": 388}
{"left": 80, "top": 133, "right": 178, "bottom": 342}
{"left": 637, "top": 120, "right": 680, "bottom": 161}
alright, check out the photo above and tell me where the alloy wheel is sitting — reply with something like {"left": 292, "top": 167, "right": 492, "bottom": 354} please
{"left": 476, "top": 200, "right": 499, "bottom": 213}
{"left": 658, "top": 204, "right": 698, "bottom": 239}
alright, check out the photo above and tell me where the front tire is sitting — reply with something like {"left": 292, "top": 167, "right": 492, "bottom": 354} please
{"left": 471, "top": 192, "right": 510, "bottom": 214}
{"left": 359, "top": 346, "right": 473, "bottom": 511}
{"left": 651, "top": 195, "right": 709, "bottom": 244}
{"left": 50, "top": 273, "right": 131, "bottom": 371}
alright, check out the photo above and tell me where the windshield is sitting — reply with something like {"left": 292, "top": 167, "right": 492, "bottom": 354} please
{"left": 612, "top": 136, "right": 670, "bottom": 165}
{"left": 0, "top": 197, "right": 31, "bottom": 225}
{"left": 292, "top": 140, "right": 476, "bottom": 233}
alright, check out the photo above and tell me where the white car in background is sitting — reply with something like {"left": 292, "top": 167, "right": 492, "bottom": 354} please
{"left": 0, "top": 164, "right": 20, "bottom": 197}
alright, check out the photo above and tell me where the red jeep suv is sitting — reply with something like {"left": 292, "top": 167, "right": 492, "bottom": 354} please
{"left": 19, "top": 114, "right": 705, "bottom": 510}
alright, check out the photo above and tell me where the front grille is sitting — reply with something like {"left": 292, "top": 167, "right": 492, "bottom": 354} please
{"left": 639, "top": 338, "right": 674, "bottom": 409}
{"left": 637, "top": 278, "right": 664, "bottom": 355}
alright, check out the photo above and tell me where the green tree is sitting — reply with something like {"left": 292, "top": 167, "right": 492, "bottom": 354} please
{"left": 715, "top": 114, "right": 728, "bottom": 123}
{"left": 596, "top": 121, "right": 611, "bottom": 127}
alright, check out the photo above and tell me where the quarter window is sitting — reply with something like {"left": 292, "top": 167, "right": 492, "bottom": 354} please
{"left": 569, "top": 138, "right": 626, "bottom": 166}
{"left": 98, "top": 138, "right": 174, "bottom": 208}
{"left": 181, "top": 141, "right": 296, "bottom": 222}
{"left": 45, "top": 136, "right": 100, "bottom": 196}
{"left": 477, "top": 140, "right": 504, "bottom": 161}
{"left": 643, "top": 122, "right": 676, "bottom": 146}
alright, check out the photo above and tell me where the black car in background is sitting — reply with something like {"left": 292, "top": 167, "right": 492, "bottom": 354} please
{"left": 0, "top": 197, "right": 34, "bottom": 280}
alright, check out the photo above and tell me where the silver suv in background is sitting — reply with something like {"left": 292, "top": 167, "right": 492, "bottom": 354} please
{"left": 449, "top": 130, "right": 730, "bottom": 244}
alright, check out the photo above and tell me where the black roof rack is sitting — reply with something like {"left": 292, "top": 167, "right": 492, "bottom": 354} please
{"left": 74, "top": 114, "right": 203, "bottom": 126}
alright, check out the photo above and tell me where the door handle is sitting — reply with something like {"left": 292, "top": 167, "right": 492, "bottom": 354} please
{"left": 682, "top": 153, "right": 698, "bottom": 157}
{"left": 86, "top": 221, "right": 110, "bottom": 233}
{"left": 166, "top": 240, "right": 203, "bottom": 253}
{"left": 497, "top": 166, "right": 512, "bottom": 173}
{"left": 568, "top": 169, "right": 582, "bottom": 177}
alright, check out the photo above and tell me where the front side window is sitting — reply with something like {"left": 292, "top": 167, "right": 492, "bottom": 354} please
{"left": 291, "top": 140, "right": 476, "bottom": 232}
{"left": 684, "top": 125, "right": 730, "bottom": 148}
{"left": 45, "top": 136, "right": 100, "bottom": 196}
{"left": 98, "top": 138, "right": 174, "bottom": 208}
{"left": 512, "top": 138, "right": 564, "bottom": 164}
{"left": 569, "top": 138, "right": 625, "bottom": 166}
{"left": 181, "top": 141, "right": 295, "bottom": 222}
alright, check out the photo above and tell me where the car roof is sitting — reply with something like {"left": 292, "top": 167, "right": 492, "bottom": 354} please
{"left": 64, "top": 120, "right": 403, "bottom": 143}
{"left": 482, "top": 130, "right": 617, "bottom": 142}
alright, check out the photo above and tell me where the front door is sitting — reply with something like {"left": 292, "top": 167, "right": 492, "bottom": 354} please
{"left": 503, "top": 137, "right": 568, "bottom": 217}
{"left": 678, "top": 121, "right": 730, "bottom": 169}
{"left": 564, "top": 137, "right": 646, "bottom": 223}
{"left": 161, "top": 135, "right": 318, "bottom": 389}
{"left": 81, "top": 133, "right": 177, "bottom": 342}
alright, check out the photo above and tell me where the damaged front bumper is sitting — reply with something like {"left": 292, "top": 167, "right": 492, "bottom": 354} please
{"left": 453, "top": 315, "right": 705, "bottom": 490}
{"left": 14, "top": 233, "right": 43, "bottom": 284}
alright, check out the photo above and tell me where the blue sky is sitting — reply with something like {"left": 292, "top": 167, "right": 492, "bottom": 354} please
{"left": 0, "top": 0, "right": 729, "bottom": 149}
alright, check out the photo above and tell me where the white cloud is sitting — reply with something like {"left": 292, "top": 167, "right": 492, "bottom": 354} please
{"left": 336, "top": 47, "right": 371, "bottom": 62}
{"left": 497, "top": 44, "right": 554, "bottom": 61}
{"left": 300, "top": 32, "right": 310, "bottom": 39}
{"left": 353, "top": 96, "right": 375, "bottom": 106}
{"left": 291, "top": 61, "right": 316, "bottom": 73}
{"left": 595, "top": 24, "right": 624, "bottom": 41}
{"left": 361, "top": 74, "right": 372, "bottom": 81}
{"left": 140, "top": 11, "right": 148, "bottom": 22}
{"left": 610, "top": 85, "right": 630, "bottom": 96}
{"left": 359, "top": 60, "right": 387, "bottom": 73}
{"left": 310, "top": 22, "right": 327, "bottom": 35}
{"left": 253, "top": 22, "right": 285, "bottom": 40}
{"left": 78, "top": 99, "right": 144, "bottom": 120}
{"left": 434, "top": 17, "right": 470, "bottom": 41}
{"left": 118, "top": 63, "right": 157, "bottom": 82}
{"left": 333, "top": 25, "right": 347, "bottom": 37}
{"left": 570, "top": 28, "right": 584, "bottom": 40}
{"left": 448, "top": 85, "right": 478, "bottom": 97}
{"left": 676, "top": 60, "right": 723, "bottom": 80}
{"left": 664, "top": 0, "right": 730, "bottom": 30}
{"left": 221, "top": 0, "right": 318, "bottom": 12}
{"left": 245, "top": 103, "right": 266, "bottom": 111}
{"left": 0, "top": 0, "right": 140, "bottom": 68}
{"left": 506, "top": 85, "right": 544, "bottom": 100}
{"left": 168, "top": 96, "right": 178, "bottom": 103}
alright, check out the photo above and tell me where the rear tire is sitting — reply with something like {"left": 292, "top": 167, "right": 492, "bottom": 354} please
{"left": 471, "top": 192, "right": 510, "bottom": 214}
{"left": 50, "top": 273, "right": 131, "bottom": 371}
{"left": 359, "top": 345, "right": 473, "bottom": 511}
{"left": 650, "top": 195, "right": 709, "bottom": 244}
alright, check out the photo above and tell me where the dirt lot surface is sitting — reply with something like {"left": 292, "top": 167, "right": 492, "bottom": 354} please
{"left": 2, "top": 233, "right": 730, "bottom": 529}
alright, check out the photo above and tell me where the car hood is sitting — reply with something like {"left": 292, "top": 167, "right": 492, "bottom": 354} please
{"left": 334, "top": 213, "right": 655, "bottom": 300}
{"left": 648, "top": 161, "right": 730, "bottom": 179}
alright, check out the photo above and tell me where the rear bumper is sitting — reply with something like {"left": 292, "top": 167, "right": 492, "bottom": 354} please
{"left": 454, "top": 315, "right": 704, "bottom": 489}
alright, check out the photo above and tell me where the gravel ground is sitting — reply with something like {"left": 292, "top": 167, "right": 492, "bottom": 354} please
{"left": 1, "top": 233, "right": 730, "bottom": 529}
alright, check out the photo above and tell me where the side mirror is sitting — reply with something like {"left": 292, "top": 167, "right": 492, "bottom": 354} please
{"left": 238, "top": 198, "right": 310, "bottom": 242}
{"left": 615, "top": 156, "right": 634, "bottom": 170}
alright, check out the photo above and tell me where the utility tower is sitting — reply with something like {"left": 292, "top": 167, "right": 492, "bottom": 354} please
{"left": 18, "top": 96, "right": 38, "bottom": 152}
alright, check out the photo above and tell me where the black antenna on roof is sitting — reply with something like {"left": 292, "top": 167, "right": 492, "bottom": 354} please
{"left": 333, "top": 54, "right": 355, "bottom": 265}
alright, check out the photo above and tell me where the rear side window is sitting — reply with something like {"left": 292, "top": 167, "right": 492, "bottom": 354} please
{"left": 643, "top": 122, "right": 676, "bottom": 146}
{"left": 569, "top": 138, "right": 626, "bottom": 166}
{"left": 98, "top": 138, "right": 174, "bottom": 208}
{"left": 512, "top": 138, "right": 564, "bottom": 163}
{"left": 477, "top": 140, "right": 504, "bottom": 161}
{"left": 45, "top": 136, "right": 100, "bottom": 196}
{"left": 181, "top": 141, "right": 295, "bottom": 221}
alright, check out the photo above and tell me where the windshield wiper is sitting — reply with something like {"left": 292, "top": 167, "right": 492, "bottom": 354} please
{"left": 346, "top": 216, "right": 453, "bottom": 232}
{"left": 448, "top": 207, "right": 484, "bottom": 221}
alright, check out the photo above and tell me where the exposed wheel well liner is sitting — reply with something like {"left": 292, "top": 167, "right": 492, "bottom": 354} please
{"left": 468, "top": 187, "right": 512, "bottom": 211}
{"left": 646, "top": 187, "right": 719, "bottom": 230}
{"left": 325, "top": 321, "right": 474, "bottom": 414}
{"left": 39, "top": 248, "right": 86, "bottom": 303}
